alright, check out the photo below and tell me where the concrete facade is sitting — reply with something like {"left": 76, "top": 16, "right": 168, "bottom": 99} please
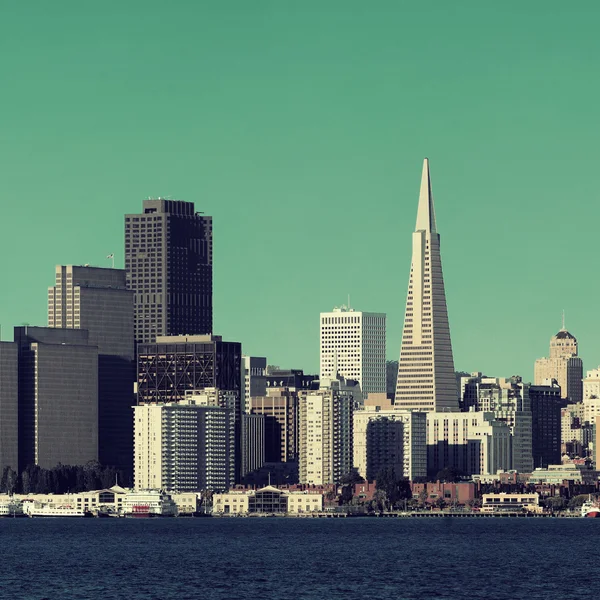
{"left": 298, "top": 378, "right": 356, "bottom": 485}
{"left": 395, "top": 159, "right": 459, "bottom": 412}
{"left": 353, "top": 399, "right": 427, "bottom": 481}
{"left": 426, "top": 410, "right": 513, "bottom": 477}
{"left": 15, "top": 327, "right": 98, "bottom": 470}
{"left": 48, "top": 265, "right": 134, "bottom": 472}
{"left": 134, "top": 397, "right": 235, "bottom": 492}
{"left": 250, "top": 388, "right": 299, "bottom": 463}
{"left": 320, "top": 307, "right": 386, "bottom": 397}
{"left": 534, "top": 329, "right": 583, "bottom": 403}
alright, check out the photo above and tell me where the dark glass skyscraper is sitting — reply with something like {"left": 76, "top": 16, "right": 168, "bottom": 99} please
{"left": 125, "top": 199, "right": 213, "bottom": 345}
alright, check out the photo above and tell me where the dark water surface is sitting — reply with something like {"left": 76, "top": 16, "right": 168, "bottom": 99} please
{"left": 0, "top": 517, "right": 597, "bottom": 600}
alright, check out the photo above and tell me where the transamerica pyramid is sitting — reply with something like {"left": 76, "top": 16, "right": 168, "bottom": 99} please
{"left": 394, "top": 158, "right": 459, "bottom": 411}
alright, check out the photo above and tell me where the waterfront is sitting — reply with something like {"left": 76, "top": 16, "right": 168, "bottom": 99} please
{"left": 1, "top": 518, "right": 599, "bottom": 600}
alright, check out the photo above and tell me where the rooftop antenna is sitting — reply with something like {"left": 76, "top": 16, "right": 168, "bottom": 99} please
{"left": 562, "top": 309, "right": 565, "bottom": 331}
{"left": 106, "top": 253, "right": 115, "bottom": 268}
{"left": 348, "top": 294, "right": 351, "bottom": 309}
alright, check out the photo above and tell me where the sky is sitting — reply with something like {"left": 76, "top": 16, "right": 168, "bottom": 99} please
{"left": 1, "top": 1, "right": 599, "bottom": 381}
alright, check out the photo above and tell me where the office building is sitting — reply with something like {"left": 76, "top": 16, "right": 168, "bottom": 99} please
{"left": 534, "top": 327, "right": 583, "bottom": 402}
{"left": 461, "top": 374, "right": 534, "bottom": 473}
{"left": 0, "top": 342, "right": 18, "bottom": 473}
{"left": 137, "top": 334, "right": 241, "bottom": 407}
{"left": 298, "top": 376, "right": 356, "bottom": 485}
{"left": 48, "top": 265, "right": 134, "bottom": 471}
{"left": 353, "top": 396, "right": 427, "bottom": 480}
{"left": 241, "top": 414, "right": 265, "bottom": 477}
{"left": 426, "top": 410, "right": 513, "bottom": 477}
{"left": 395, "top": 159, "right": 459, "bottom": 412}
{"left": 125, "top": 199, "right": 213, "bottom": 344}
{"left": 320, "top": 306, "right": 386, "bottom": 397}
{"left": 242, "top": 356, "right": 267, "bottom": 414}
{"left": 15, "top": 327, "right": 98, "bottom": 470}
{"left": 133, "top": 396, "right": 235, "bottom": 492}
{"left": 529, "top": 380, "right": 562, "bottom": 468}
{"left": 250, "top": 388, "right": 300, "bottom": 464}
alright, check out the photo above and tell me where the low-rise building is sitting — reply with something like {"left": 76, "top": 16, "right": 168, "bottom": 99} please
{"left": 481, "top": 492, "right": 541, "bottom": 513}
{"left": 212, "top": 485, "right": 323, "bottom": 515}
{"left": 528, "top": 463, "right": 599, "bottom": 485}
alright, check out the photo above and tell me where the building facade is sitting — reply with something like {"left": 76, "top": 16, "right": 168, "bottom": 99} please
{"left": 426, "top": 410, "right": 513, "bottom": 477}
{"left": 241, "top": 414, "right": 265, "bottom": 477}
{"left": 48, "top": 265, "right": 134, "bottom": 472}
{"left": 212, "top": 486, "right": 323, "bottom": 515}
{"left": 137, "top": 335, "right": 241, "bottom": 405}
{"left": 250, "top": 388, "right": 300, "bottom": 463}
{"left": 534, "top": 328, "right": 583, "bottom": 403}
{"left": 15, "top": 327, "right": 98, "bottom": 470}
{"left": 461, "top": 374, "right": 534, "bottom": 473}
{"left": 0, "top": 342, "right": 18, "bottom": 474}
{"left": 298, "top": 378, "right": 356, "bottom": 485}
{"left": 242, "top": 356, "right": 267, "bottom": 414}
{"left": 319, "top": 306, "right": 386, "bottom": 397}
{"left": 353, "top": 400, "right": 427, "bottom": 481}
{"left": 125, "top": 199, "right": 213, "bottom": 344}
{"left": 133, "top": 397, "right": 234, "bottom": 492}
{"left": 395, "top": 159, "right": 459, "bottom": 412}
{"left": 529, "top": 381, "right": 562, "bottom": 468}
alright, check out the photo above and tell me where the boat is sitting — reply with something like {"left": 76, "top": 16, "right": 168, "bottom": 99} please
{"left": 122, "top": 490, "right": 178, "bottom": 518}
{"left": 0, "top": 500, "right": 25, "bottom": 518}
{"left": 23, "top": 501, "right": 91, "bottom": 518}
{"left": 580, "top": 496, "right": 600, "bottom": 518}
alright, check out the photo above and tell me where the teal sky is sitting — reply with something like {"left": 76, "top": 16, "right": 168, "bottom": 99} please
{"left": 1, "top": 1, "right": 599, "bottom": 381}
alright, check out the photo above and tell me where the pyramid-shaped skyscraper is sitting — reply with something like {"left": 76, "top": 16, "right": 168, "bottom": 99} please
{"left": 394, "top": 159, "right": 459, "bottom": 412}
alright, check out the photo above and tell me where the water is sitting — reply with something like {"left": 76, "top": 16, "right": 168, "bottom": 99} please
{"left": 0, "top": 518, "right": 598, "bottom": 600}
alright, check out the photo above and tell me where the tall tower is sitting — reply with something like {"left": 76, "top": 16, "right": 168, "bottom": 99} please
{"left": 395, "top": 159, "right": 459, "bottom": 411}
{"left": 534, "top": 325, "right": 583, "bottom": 402}
{"left": 48, "top": 265, "right": 134, "bottom": 473}
{"left": 125, "top": 199, "right": 213, "bottom": 345}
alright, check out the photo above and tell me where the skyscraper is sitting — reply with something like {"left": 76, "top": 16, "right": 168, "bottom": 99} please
{"left": 0, "top": 342, "right": 18, "bottom": 474}
{"left": 534, "top": 327, "right": 583, "bottom": 403}
{"left": 48, "top": 265, "right": 134, "bottom": 472}
{"left": 15, "top": 327, "right": 98, "bottom": 470}
{"left": 395, "top": 159, "right": 459, "bottom": 412}
{"left": 125, "top": 199, "right": 213, "bottom": 345}
{"left": 320, "top": 306, "right": 386, "bottom": 397}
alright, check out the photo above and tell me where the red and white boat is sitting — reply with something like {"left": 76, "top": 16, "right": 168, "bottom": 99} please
{"left": 581, "top": 497, "right": 600, "bottom": 518}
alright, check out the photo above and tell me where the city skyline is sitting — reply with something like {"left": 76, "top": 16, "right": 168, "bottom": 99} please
{"left": 2, "top": 2, "right": 600, "bottom": 381}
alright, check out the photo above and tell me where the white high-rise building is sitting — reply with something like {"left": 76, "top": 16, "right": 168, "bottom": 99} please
{"left": 320, "top": 306, "right": 386, "bottom": 398}
{"left": 133, "top": 393, "right": 235, "bottom": 492}
{"left": 298, "top": 377, "right": 357, "bottom": 485}
{"left": 395, "top": 159, "right": 459, "bottom": 412}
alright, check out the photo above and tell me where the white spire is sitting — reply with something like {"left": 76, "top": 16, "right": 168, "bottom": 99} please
{"left": 415, "top": 157, "right": 437, "bottom": 233}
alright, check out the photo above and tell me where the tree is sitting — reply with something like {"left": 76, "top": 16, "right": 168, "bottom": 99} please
{"left": 435, "top": 497, "right": 446, "bottom": 510}
{"left": 435, "top": 466, "right": 464, "bottom": 483}
{"left": 568, "top": 495, "right": 590, "bottom": 510}
{"left": 339, "top": 470, "right": 365, "bottom": 485}
{"left": 375, "top": 467, "right": 412, "bottom": 510}
{"left": 545, "top": 497, "right": 567, "bottom": 512}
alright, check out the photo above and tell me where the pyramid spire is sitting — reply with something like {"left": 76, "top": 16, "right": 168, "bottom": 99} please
{"left": 395, "top": 159, "right": 458, "bottom": 412}
{"left": 415, "top": 158, "right": 437, "bottom": 233}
